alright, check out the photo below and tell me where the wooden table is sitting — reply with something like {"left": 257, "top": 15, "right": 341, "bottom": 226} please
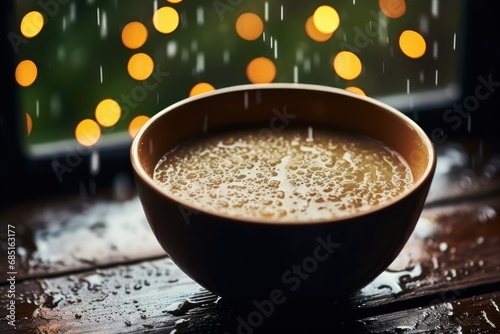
{"left": 2, "top": 137, "right": 500, "bottom": 333}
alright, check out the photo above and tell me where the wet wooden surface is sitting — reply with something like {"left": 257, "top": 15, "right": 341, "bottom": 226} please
{"left": 1, "top": 137, "right": 500, "bottom": 333}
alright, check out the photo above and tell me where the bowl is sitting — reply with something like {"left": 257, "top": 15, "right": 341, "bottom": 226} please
{"left": 130, "top": 83, "right": 436, "bottom": 302}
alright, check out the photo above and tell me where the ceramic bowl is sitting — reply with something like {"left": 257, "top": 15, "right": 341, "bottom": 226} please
{"left": 131, "top": 83, "right": 436, "bottom": 302}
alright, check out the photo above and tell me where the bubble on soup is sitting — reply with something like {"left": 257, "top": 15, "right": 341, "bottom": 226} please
{"left": 153, "top": 127, "right": 413, "bottom": 222}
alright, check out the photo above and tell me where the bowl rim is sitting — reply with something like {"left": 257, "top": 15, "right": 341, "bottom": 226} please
{"left": 130, "top": 83, "right": 436, "bottom": 225}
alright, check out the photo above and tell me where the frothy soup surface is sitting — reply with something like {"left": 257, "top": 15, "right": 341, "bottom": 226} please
{"left": 153, "top": 126, "right": 413, "bottom": 222}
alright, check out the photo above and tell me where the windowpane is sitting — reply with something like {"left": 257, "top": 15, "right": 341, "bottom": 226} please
{"left": 12, "top": 0, "right": 466, "bottom": 153}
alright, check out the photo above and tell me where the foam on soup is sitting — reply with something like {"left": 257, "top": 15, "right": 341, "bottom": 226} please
{"left": 153, "top": 126, "right": 413, "bottom": 222}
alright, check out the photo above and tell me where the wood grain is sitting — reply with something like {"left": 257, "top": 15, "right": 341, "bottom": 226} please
{"left": 2, "top": 139, "right": 500, "bottom": 333}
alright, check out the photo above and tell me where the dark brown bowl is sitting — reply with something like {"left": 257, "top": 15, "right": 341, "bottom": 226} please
{"left": 131, "top": 83, "right": 436, "bottom": 303}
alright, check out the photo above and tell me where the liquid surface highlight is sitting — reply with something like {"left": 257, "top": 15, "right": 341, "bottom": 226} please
{"left": 153, "top": 127, "right": 413, "bottom": 222}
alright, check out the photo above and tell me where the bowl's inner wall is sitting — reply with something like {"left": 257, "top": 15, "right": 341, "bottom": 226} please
{"left": 137, "top": 87, "right": 431, "bottom": 184}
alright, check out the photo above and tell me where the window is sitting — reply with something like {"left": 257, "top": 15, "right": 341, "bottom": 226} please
{"left": 10, "top": 0, "right": 466, "bottom": 157}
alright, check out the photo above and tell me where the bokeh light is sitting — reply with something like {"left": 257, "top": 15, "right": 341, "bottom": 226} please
{"left": 153, "top": 7, "right": 180, "bottom": 34}
{"left": 128, "top": 115, "right": 150, "bottom": 138}
{"left": 121, "top": 21, "right": 148, "bottom": 49}
{"left": 345, "top": 86, "right": 366, "bottom": 96}
{"left": 379, "top": 0, "right": 406, "bottom": 19}
{"left": 95, "top": 99, "right": 121, "bottom": 128}
{"left": 26, "top": 113, "right": 33, "bottom": 136}
{"left": 75, "top": 119, "right": 101, "bottom": 147}
{"left": 127, "top": 53, "right": 154, "bottom": 80}
{"left": 333, "top": 51, "right": 362, "bottom": 80}
{"left": 305, "top": 16, "right": 333, "bottom": 42}
{"left": 399, "top": 30, "right": 426, "bottom": 58}
{"left": 20, "top": 11, "right": 44, "bottom": 38}
{"left": 15, "top": 60, "right": 38, "bottom": 87}
{"left": 235, "top": 13, "right": 264, "bottom": 41}
{"left": 313, "top": 5, "right": 340, "bottom": 34}
{"left": 15, "top": 0, "right": 464, "bottom": 150}
{"left": 246, "top": 57, "right": 276, "bottom": 84}
{"left": 189, "top": 82, "right": 216, "bottom": 97}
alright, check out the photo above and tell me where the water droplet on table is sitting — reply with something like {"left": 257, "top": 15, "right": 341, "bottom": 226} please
{"left": 361, "top": 263, "right": 423, "bottom": 295}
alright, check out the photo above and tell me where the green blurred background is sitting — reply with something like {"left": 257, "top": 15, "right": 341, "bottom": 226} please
{"left": 13, "top": 0, "right": 465, "bottom": 151}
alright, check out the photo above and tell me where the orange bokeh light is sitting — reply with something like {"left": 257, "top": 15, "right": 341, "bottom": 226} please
{"left": 127, "top": 53, "right": 154, "bottom": 80}
{"left": 305, "top": 16, "right": 333, "bottom": 42}
{"left": 95, "top": 99, "right": 121, "bottom": 127}
{"left": 15, "top": 60, "right": 38, "bottom": 87}
{"left": 235, "top": 13, "right": 264, "bottom": 41}
{"left": 129, "top": 115, "right": 150, "bottom": 138}
{"left": 26, "top": 113, "right": 33, "bottom": 135}
{"left": 121, "top": 21, "right": 148, "bottom": 49}
{"left": 20, "top": 11, "right": 44, "bottom": 38}
{"left": 313, "top": 5, "right": 340, "bottom": 34}
{"left": 75, "top": 119, "right": 101, "bottom": 147}
{"left": 399, "top": 30, "right": 427, "bottom": 58}
{"left": 345, "top": 86, "right": 366, "bottom": 96}
{"left": 246, "top": 57, "right": 276, "bottom": 84}
{"left": 379, "top": 0, "right": 406, "bottom": 19}
{"left": 190, "top": 82, "right": 216, "bottom": 97}
{"left": 153, "top": 7, "right": 180, "bottom": 34}
{"left": 333, "top": 51, "right": 362, "bottom": 80}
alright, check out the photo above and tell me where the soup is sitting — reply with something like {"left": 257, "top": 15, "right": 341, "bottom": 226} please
{"left": 153, "top": 126, "right": 413, "bottom": 222}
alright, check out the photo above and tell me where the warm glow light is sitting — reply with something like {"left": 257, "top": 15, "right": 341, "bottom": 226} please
{"left": 305, "top": 16, "right": 333, "bottom": 42}
{"left": 26, "top": 113, "right": 33, "bottom": 136}
{"left": 235, "top": 13, "right": 264, "bottom": 41}
{"left": 15, "top": 60, "right": 38, "bottom": 87}
{"left": 379, "top": 0, "right": 406, "bottom": 19}
{"left": 75, "top": 119, "right": 101, "bottom": 146}
{"left": 333, "top": 51, "right": 362, "bottom": 80}
{"left": 153, "top": 7, "right": 180, "bottom": 34}
{"left": 20, "top": 11, "right": 44, "bottom": 38}
{"left": 167, "top": 0, "right": 183, "bottom": 2}
{"left": 95, "top": 99, "right": 121, "bottom": 127}
{"left": 121, "top": 21, "right": 148, "bottom": 49}
{"left": 127, "top": 53, "right": 154, "bottom": 80}
{"left": 129, "top": 115, "right": 150, "bottom": 138}
{"left": 399, "top": 30, "right": 427, "bottom": 58}
{"left": 189, "top": 82, "right": 215, "bottom": 97}
{"left": 345, "top": 86, "right": 366, "bottom": 96}
{"left": 313, "top": 5, "right": 340, "bottom": 34}
{"left": 246, "top": 57, "right": 276, "bottom": 84}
